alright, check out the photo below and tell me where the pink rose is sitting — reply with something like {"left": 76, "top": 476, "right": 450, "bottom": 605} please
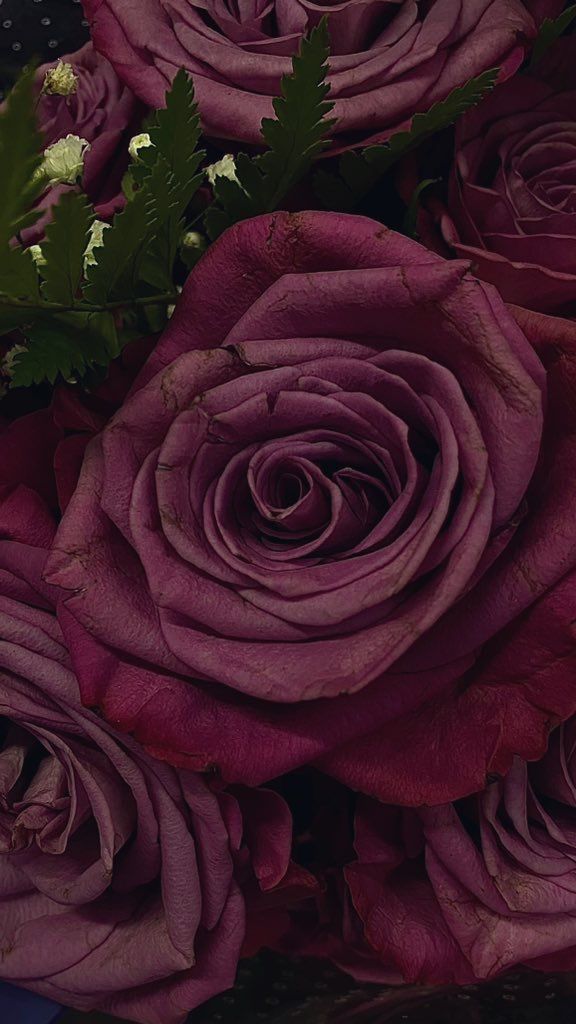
{"left": 82, "top": 0, "right": 559, "bottom": 148}
{"left": 24, "top": 42, "right": 144, "bottom": 241}
{"left": 0, "top": 488, "right": 295, "bottom": 1024}
{"left": 438, "top": 36, "right": 576, "bottom": 312}
{"left": 47, "top": 213, "right": 576, "bottom": 805}
{"left": 342, "top": 711, "right": 576, "bottom": 984}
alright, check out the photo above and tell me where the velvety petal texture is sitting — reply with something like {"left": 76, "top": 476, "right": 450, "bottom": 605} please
{"left": 339, "top": 712, "right": 576, "bottom": 984}
{"left": 81, "top": 0, "right": 559, "bottom": 147}
{"left": 439, "top": 35, "right": 576, "bottom": 313}
{"left": 45, "top": 211, "right": 576, "bottom": 805}
{"left": 0, "top": 488, "right": 297, "bottom": 1024}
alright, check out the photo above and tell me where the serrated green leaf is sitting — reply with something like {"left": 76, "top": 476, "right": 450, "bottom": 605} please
{"left": 82, "top": 182, "right": 154, "bottom": 304}
{"left": 0, "top": 304, "right": 34, "bottom": 337}
{"left": 138, "top": 159, "right": 182, "bottom": 290}
{"left": 144, "top": 71, "right": 205, "bottom": 280}
{"left": 85, "top": 70, "right": 204, "bottom": 303}
{"left": 205, "top": 19, "right": 335, "bottom": 239}
{"left": 531, "top": 4, "right": 576, "bottom": 67}
{"left": 148, "top": 70, "right": 204, "bottom": 188}
{"left": 0, "top": 65, "right": 46, "bottom": 245}
{"left": 39, "top": 192, "right": 94, "bottom": 305}
{"left": 0, "top": 246, "right": 40, "bottom": 301}
{"left": 315, "top": 67, "right": 498, "bottom": 212}
{"left": 10, "top": 310, "right": 118, "bottom": 387}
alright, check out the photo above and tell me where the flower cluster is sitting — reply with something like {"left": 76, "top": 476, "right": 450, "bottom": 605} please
{"left": 3, "top": 1, "right": 576, "bottom": 1021}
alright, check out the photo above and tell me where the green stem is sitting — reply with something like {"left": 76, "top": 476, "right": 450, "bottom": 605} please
{"left": 0, "top": 291, "right": 178, "bottom": 315}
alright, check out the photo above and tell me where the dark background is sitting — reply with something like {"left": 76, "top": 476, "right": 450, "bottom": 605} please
{"left": 0, "top": 0, "right": 89, "bottom": 98}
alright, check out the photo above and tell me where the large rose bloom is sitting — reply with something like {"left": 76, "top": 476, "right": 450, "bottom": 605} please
{"left": 342, "top": 714, "right": 576, "bottom": 984}
{"left": 0, "top": 488, "right": 297, "bottom": 1024}
{"left": 82, "top": 0, "right": 559, "bottom": 147}
{"left": 439, "top": 36, "right": 576, "bottom": 313}
{"left": 47, "top": 213, "right": 576, "bottom": 805}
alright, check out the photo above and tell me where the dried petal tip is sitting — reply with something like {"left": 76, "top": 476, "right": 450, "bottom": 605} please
{"left": 128, "top": 132, "right": 154, "bottom": 161}
{"left": 42, "top": 61, "right": 78, "bottom": 97}
{"left": 41, "top": 134, "right": 90, "bottom": 185}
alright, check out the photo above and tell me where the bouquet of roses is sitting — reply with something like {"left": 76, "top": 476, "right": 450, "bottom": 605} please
{"left": 2, "top": 1, "right": 576, "bottom": 1021}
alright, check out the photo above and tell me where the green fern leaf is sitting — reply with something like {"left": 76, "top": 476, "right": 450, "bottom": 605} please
{"left": 205, "top": 19, "right": 335, "bottom": 239}
{"left": 0, "top": 65, "right": 46, "bottom": 245}
{"left": 0, "top": 247, "right": 40, "bottom": 302}
{"left": 531, "top": 4, "right": 576, "bottom": 66}
{"left": 82, "top": 180, "right": 155, "bottom": 304}
{"left": 84, "top": 71, "right": 203, "bottom": 303}
{"left": 40, "top": 192, "right": 94, "bottom": 305}
{"left": 316, "top": 67, "right": 498, "bottom": 211}
{"left": 11, "top": 311, "right": 119, "bottom": 387}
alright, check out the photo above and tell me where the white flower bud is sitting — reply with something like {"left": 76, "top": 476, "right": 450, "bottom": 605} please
{"left": 129, "top": 133, "right": 154, "bottom": 162}
{"left": 205, "top": 154, "right": 238, "bottom": 186}
{"left": 181, "top": 230, "right": 205, "bottom": 250}
{"left": 41, "top": 135, "right": 90, "bottom": 185}
{"left": 28, "top": 244, "right": 47, "bottom": 268}
{"left": 83, "top": 220, "right": 111, "bottom": 271}
{"left": 42, "top": 61, "right": 78, "bottom": 97}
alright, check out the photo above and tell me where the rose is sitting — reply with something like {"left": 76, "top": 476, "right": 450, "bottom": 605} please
{"left": 82, "top": 0, "right": 558, "bottom": 148}
{"left": 437, "top": 36, "right": 576, "bottom": 313}
{"left": 342, "top": 711, "right": 576, "bottom": 985}
{"left": 0, "top": 337, "right": 155, "bottom": 515}
{"left": 46, "top": 212, "right": 576, "bottom": 806}
{"left": 36, "top": 42, "right": 144, "bottom": 216}
{"left": 0, "top": 488, "right": 298, "bottom": 1024}
{"left": 23, "top": 42, "right": 144, "bottom": 242}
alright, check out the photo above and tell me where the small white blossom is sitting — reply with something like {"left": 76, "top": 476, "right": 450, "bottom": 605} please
{"left": 41, "top": 134, "right": 90, "bottom": 185}
{"left": 28, "top": 244, "right": 47, "bottom": 268}
{"left": 2, "top": 344, "right": 27, "bottom": 380}
{"left": 181, "top": 230, "right": 205, "bottom": 250}
{"left": 42, "top": 61, "right": 78, "bottom": 97}
{"left": 205, "top": 154, "right": 238, "bottom": 187}
{"left": 83, "top": 220, "right": 111, "bottom": 271}
{"left": 129, "top": 132, "right": 154, "bottom": 162}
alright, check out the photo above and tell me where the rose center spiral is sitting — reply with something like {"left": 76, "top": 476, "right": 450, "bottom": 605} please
{"left": 245, "top": 439, "right": 395, "bottom": 555}
{"left": 0, "top": 721, "right": 67, "bottom": 854}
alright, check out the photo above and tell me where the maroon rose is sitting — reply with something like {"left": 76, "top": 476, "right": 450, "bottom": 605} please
{"left": 0, "top": 486, "right": 298, "bottom": 1024}
{"left": 0, "top": 336, "right": 155, "bottom": 515}
{"left": 437, "top": 36, "right": 576, "bottom": 313}
{"left": 82, "top": 0, "right": 559, "bottom": 148}
{"left": 46, "top": 212, "right": 576, "bottom": 806}
{"left": 341, "top": 711, "right": 576, "bottom": 985}
{"left": 23, "top": 41, "right": 144, "bottom": 241}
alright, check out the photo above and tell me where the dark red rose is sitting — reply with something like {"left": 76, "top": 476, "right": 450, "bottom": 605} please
{"left": 0, "top": 337, "right": 155, "bottom": 515}
{"left": 437, "top": 36, "right": 576, "bottom": 313}
{"left": 22, "top": 41, "right": 145, "bottom": 243}
{"left": 0, "top": 486, "right": 299, "bottom": 1024}
{"left": 340, "top": 709, "right": 576, "bottom": 986}
{"left": 45, "top": 213, "right": 576, "bottom": 806}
